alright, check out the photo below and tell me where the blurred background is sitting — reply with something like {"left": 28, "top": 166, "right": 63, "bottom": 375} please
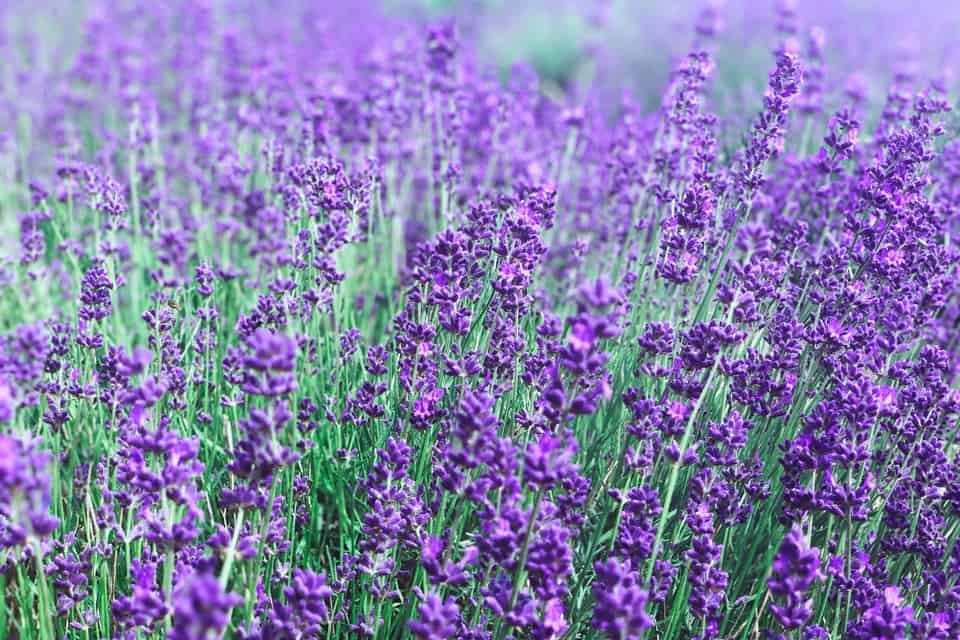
{"left": 6, "top": 0, "right": 960, "bottom": 91}
{"left": 381, "top": 0, "right": 960, "bottom": 105}
{"left": 3, "top": 0, "right": 960, "bottom": 140}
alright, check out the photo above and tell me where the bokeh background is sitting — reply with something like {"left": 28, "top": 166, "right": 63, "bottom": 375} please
{"left": 3, "top": 0, "right": 960, "bottom": 191}
{"left": 5, "top": 0, "right": 960, "bottom": 107}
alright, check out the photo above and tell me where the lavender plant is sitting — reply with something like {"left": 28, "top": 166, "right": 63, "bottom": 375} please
{"left": 2, "top": 0, "right": 960, "bottom": 638}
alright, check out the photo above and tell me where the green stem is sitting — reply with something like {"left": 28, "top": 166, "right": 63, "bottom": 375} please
{"left": 495, "top": 489, "right": 544, "bottom": 640}
{"left": 32, "top": 539, "right": 56, "bottom": 640}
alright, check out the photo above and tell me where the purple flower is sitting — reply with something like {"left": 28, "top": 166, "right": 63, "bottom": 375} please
{"left": 736, "top": 51, "right": 803, "bottom": 200}
{"left": 111, "top": 560, "right": 167, "bottom": 635}
{"left": 614, "top": 486, "right": 661, "bottom": 566}
{"left": 260, "top": 568, "right": 335, "bottom": 636}
{"left": 169, "top": 571, "right": 242, "bottom": 640}
{"left": 240, "top": 328, "right": 298, "bottom": 397}
{"left": 0, "top": 379, "right": 13, "bottom": 423}
{"left": 768, "top": 525, "right": 824, "bottom": 629}
{"left": 0, "top": 434, "right": 59, "bottom": 547}
{"left": 523, "top": 431, "right": 578, "bottom": 491}
{"left": 591, "top": 557, "right": 654, "bottom": 639}
{"left": 851, "top": 587, "right": 916, "bottom": 640}
{"left": 78, "top": 261, "right": 114, "bottom": 322}
{"left": 408, "top": 590, "right": 461, "bottom": 640}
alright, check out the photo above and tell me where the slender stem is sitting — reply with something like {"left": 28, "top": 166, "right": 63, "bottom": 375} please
{"left": 644, "top": 356, "right": 721, "bottom": 586}
{"left": 494, "top": 489, "right": 544, "bottom": 640}
{"left": 32, "top": 539, "right": 56, "bottom": 640}
{"left": 219, "top": 508, "right": 246, "bottom": 589}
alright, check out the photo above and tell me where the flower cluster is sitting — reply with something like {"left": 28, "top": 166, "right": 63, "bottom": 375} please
{"left": 2, "top": 1, "right": 960, "bottom": 638}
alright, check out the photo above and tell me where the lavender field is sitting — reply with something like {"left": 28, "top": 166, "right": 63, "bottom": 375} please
{"left": 3, "top": 0, "right": 960, "bottom": 638}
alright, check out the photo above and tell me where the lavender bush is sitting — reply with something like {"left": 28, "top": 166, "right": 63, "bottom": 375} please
{"left": 2, "top": 0, "right": 960, "bottom": 638}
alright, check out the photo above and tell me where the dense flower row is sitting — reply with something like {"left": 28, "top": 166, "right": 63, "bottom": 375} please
{"left": 1, "top": 0, "right": 960, "bottom": 638}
